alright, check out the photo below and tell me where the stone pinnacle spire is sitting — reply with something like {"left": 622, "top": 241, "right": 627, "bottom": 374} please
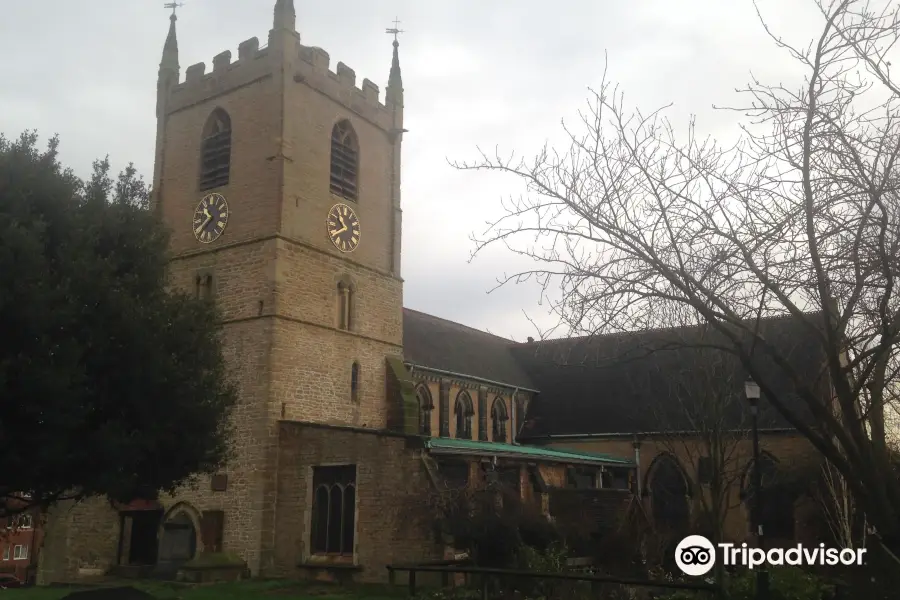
{"left": 386, "top": 19, "right": 404, "bottom": 105}
{"left": 273, "top": 0, "right": 296, "bottom": 31}
{"left": 160, "top": 13, "right": 179, "bottom": 72}
{"left": 389, "top": 40, "right": 403, "bottom": 90}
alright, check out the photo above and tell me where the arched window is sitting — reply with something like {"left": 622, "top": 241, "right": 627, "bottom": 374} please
{"left": 330, "top": 120, "right": 359, "bottom": 201}
{"left": 199, "top": 109, "right": 231, "bottom": 190}
{"left": 491, "top": 397, "right": 509, "bottom": 442}
{"left": 195, "top": 272, "right": 214, "bottom": 301}
{"left": 646, "top": 453, "right": 690, "bottom": 533}
{"left": 416, "top": 384, "right": 433, "bottom": 436}
{"left": 337, "top": 280, "right": 353, "bottom": 330}
{"left": 350, "top": 362, "right": 360, "bottom": 403}
{"left": 454, "top": 391, "right": 474, "bottom": 440}
{"left": 311, "top": 465, "right": 356, "bottom": 555}
{"left": 742, "top": 453, "right": 795, "bottom": 539}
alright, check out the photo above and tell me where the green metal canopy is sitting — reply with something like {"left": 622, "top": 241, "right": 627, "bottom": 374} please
{"left": 424, "top": 437, "right": 635, "bottom": 468}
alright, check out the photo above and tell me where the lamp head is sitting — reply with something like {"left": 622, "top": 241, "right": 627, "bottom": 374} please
{"left": 744, "top": 379, "right": 761, "bottom": 401}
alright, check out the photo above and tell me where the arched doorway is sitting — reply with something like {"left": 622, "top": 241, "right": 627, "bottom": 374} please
{"left": 157, "top": 508, "right": 198, "bottom": 573}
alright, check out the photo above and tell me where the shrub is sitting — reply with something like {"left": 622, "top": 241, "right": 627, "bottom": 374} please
{"left": 431, "top": 485, "right": 567, "bottom": 568}
{"left": 661, "top": 566, "right": 832, "bottom": 600}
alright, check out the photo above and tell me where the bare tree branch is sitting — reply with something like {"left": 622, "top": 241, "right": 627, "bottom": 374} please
{"left": 458, "top": 0, "right": 900, "bottom": 541}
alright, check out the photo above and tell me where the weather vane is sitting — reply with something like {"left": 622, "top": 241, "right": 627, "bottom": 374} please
{"left": 386, "top": 17, "right": 404, "bottom": 42}
{"left": 164, "top": 1, "right": 184, "bottom": 17}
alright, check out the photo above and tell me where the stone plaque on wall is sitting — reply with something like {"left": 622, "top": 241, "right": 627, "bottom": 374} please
{"left": 211, "top": 473, "right": 228, "bottom": 492}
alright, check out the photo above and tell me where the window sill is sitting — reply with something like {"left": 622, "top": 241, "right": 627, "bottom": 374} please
{"left": 298, "top": 559, "right": 362, "bottom": 572}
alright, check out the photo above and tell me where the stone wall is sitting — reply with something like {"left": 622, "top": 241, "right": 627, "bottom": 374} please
{"left": 272, "top": 422, "right": 441, "bottom": 582}
{"left": 38, "top": 498, "right": 119, "bottom": 584}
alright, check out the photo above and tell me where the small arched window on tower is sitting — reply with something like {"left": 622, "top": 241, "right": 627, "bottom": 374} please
{"left": 194, "top": 271, "right": 214, "bottom": 301}
{"left": 330, "top": 120, "right": 359, "bottom": 201}
{"left": 199, "top": 109, "right": 232, "bottom": 191}
{"left": 491, "top": 397, "right": 509, "bottom": 443}
{"left": 350, "top": 362, "right": 360, "bottom": 403}
{"left": 337, "top": 280, "right": 354, "bottom": 330}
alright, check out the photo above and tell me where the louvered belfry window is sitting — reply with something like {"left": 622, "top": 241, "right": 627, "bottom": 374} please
{"left": 199, "top": 109, "right": 232, "bottom": 191}
{"left": 330, "top": 120, "right": 359, "bottom": 201}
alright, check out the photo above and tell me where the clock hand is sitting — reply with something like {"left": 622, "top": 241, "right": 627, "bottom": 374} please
{"left": 195, "top": 214, "right": 213, "bottom": 234}
{"left": 331, "top": 226, "right": 347, "bottom": 237}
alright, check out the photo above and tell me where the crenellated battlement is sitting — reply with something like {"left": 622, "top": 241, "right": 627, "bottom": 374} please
{"left": 163, "top": 30, "right": 399, "bottom": 131}
{"left": 167, "top": 36, "right": 272, "bottom": 113}
{"left": 294, "top": 43, "right": 397, "bottom": 131}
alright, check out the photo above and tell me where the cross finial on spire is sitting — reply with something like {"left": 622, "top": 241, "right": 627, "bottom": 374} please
{"left": 160, "top": 0, "right": 180, "bottom": 75}
{"left": 386, "top": 17, "right": 404, "bottom": 104}
{"left": 386, "top": 17, "right": 404, "bottom": 43}
{"left": 164, "top": 1, "right": 183, "bottom": 18}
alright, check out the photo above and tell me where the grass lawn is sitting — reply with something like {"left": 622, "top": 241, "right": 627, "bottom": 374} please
{"left": 1, "top": 579, "right": 410, "bottom": 600}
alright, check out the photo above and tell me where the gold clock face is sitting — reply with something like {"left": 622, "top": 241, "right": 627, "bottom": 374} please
{"left": 326, "top": 203, "right": 360, "bottom": 253}
{"left": 193, "top": 193, "right": 229, "bottom": 244}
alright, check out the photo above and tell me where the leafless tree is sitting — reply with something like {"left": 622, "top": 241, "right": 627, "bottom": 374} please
{"left": 457, "top": 0, "right": 900, "bottom": 545}
{"left": 648, "top": 344, "right": 748, "bottom": 548}
{"left": 623, "top": 321, "right": 749, "bottom": 586}
{"left": 817, "top": 457, "right": 866, "bottom": 549}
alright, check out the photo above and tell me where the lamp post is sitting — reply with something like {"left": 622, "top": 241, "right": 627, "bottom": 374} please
{"left": 745, "top": 379, "right": 770, "bottom": 600}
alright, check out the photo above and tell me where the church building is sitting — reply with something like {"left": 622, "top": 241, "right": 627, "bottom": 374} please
{"left": 36, "top": 1, "right": 636, "bottom": 584}
{"left": 36, "top": 0, "right": 826, "bottom": 585}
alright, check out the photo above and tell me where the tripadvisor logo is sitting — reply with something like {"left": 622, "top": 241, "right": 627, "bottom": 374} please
{"left": 675, "top": 535, "right": 867, "bottom": 576}
{"left": 675, "top": 535, "right": 717, "bottom": 576}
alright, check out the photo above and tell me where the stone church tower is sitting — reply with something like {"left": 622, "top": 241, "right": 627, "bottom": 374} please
{"left": 149, "top": 0, "right": 405, "bottom": 573}
{"left": 37, "top": 2, "right": 425, "bottom": 584}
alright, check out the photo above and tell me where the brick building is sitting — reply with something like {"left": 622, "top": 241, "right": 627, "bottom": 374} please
{"left": 1, "top": 510, "right": 40, "bottom": 584}
{"left": 36, "top": 0, "right": 824, "bottom": 585}
{"left": 515, "top": 316, "right": 828, "bottom": 548}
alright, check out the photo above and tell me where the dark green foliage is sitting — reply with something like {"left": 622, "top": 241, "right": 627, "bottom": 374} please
{"left": 433, "top": 486, "right": 568, "bottom": 568}
{"left": 0, "top": 132, "right": 236, "bottom": 515}
{"left": 662, "top": 566, "right": 832, "bottom": 600}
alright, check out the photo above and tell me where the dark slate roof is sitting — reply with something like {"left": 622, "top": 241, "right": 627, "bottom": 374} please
{"left": 402, "top": 308, "right": 534, "bottom": 389}
{"left": 511, "top": 314, "right": 827, "bottom": 438}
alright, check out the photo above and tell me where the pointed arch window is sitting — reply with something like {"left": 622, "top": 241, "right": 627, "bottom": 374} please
{"left": 454, "top": 391, "right": 474, "bottom": 440}
{"left": 311, "top": 465, "right": 356, "bottom": 555}
{"left": 199, "top": 109, "right": 232, "bottom": 190}
{"left": 350, "top": 362, "right": 360, "bottom": 403}
{"left": 646, "top": 453, "right": 690, "bottom": 533}
{"left": 416, "top": 384, "right": 433, "bottom": 436}
{"left": 491, "top": 398, "right": 509, "bottom": 443}
{"left": 195, "top": 271, "right": 214, "bottom": 301}
{"left": 330, "top": 120, "right": 359, "bottom": 201}
{"left": 742, "top": 452, "right": 795, "bottom": 539}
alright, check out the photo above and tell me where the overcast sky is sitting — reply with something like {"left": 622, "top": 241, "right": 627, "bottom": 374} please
{"left": 0, "top": 0, "right": 827, "bottom": 341}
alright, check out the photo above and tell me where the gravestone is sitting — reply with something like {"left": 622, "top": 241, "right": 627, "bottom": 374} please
{"left": 62, "top": 587, "right": 156, "bottom": 599}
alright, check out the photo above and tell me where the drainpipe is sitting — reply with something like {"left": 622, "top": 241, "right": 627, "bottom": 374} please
{"left": 632, "top": 437, "right": 642, "bottom": 496}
